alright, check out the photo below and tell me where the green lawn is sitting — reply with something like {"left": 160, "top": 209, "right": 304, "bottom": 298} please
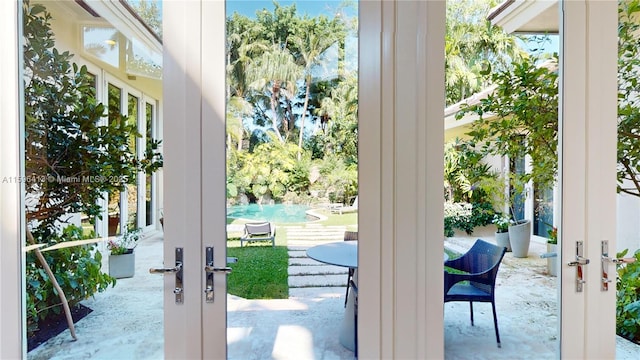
{"left": 225, "top": 206, "right": 357, "bottom": 299}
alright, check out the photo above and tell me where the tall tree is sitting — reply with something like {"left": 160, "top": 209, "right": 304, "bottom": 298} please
{"left": 292, "top": 16, "right": 345, "bottom": 159}
{"left": 445, "top": 0, "right": 526, "bottom": 105}
{"left": 247, "top": 44, "right": 302, "bottom": 142}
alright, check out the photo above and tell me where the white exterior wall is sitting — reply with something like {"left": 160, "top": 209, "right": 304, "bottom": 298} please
{"left": 617, "top": 189, "right": 640, "bottom": 253}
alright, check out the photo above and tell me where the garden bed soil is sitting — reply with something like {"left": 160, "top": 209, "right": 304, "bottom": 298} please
{"left": 27, "top": 304, "right": 92, "bottom": 352}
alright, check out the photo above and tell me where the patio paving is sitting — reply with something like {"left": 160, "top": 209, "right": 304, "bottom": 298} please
{"left": 27, "top": 226, "right": 639, "bottom": 359}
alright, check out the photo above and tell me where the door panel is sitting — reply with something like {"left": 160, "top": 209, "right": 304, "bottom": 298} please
{"left": 560, "top": 0, "right": 618, "bottom": 357}
{"left": 162, "top": 1, "right": 227, "bottom": 358}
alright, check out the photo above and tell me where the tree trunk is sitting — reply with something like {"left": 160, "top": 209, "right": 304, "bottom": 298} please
{"left": 270, "top": 82, "right": 284, "bottom": 143}
{"left": 297, "top": 80, "right": 311, "bottom": 160}
{"left": 27, "top": 229, "right": 77, "bottom": 340}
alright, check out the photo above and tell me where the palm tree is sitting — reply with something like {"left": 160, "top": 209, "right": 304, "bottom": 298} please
{"left": 445, "top": 0, "right": 526, "bottom": 105}
{"left": 247, "top": 45, "right": 302, "bottom": 143}
{"left": 291, "top": 18, "right": 344, "bottom": 159}
{"left": 226, "top": 29, "right": 266, "bottom": 152}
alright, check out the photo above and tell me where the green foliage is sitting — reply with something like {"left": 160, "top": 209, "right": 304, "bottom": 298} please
{"left": 617, "top": 0, "right": 640, "bottom": 198}
{"left": 23, "top": 0, "right": 163, "bottom": 231}
{"left": 312, "top": 155, "right": 358, "bottom": 204}
{"left": 107, "top": 229, "right": 141, "bottom": 255}
{"left": 26, "top": 225, "right": 116, "bottom": 334}
{"left": 477, "top": 170, "right": 529, "bottom": 222}
{"left": 444, "top": 138, "right": 492, "bottom": 203}
{"left": 444, "top": 201, "right": 495, "bottom": 237}
{"left": 228, "top": 136, "right": 310, "bottom": 202}
{"left": 457, "top": 55, "right": 558, "bottom": 220}
{"left": 445, "top": 0, "right": 527, "bottom": 105}
{"left": 22, "top": 0, "right": 161, "bottom": 333}
{"left": 492, "top": 213, "right": 511, "bottom": 232}
{"left": 225, "top": 2, "right": 357, "bottom": 157}
{"left": 459, "top": 55, "right": 558, "bottom": 191}
{"left": 616, "top": 248, "right": 640, "bottom": 343}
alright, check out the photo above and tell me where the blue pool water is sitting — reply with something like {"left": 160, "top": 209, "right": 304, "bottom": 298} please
{"left": 227, "top": 204, "right": 314, "bottom": 223}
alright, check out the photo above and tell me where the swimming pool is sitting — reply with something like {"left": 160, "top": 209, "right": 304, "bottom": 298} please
{"left": 226, "top": 203, "right": 315, "bottom": 223}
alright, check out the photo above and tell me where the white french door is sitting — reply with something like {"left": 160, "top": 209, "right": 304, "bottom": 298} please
{"left": 559, "top": 1, "right": 618, "bottom": 358}
{"left": 162, "top": 0, "right": 227, "bottom": 358}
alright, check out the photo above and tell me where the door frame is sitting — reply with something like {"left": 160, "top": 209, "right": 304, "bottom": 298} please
{"left": 0, "top": 0, "right": 24, "bottom": 358}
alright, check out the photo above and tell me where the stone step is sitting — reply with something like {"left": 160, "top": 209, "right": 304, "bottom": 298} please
{"left": 287, "top": 236, "right": 344, "bottom": 242}
{"left": 287, "top": 246, "right": 311, "bottom": 252}
{"left": 288, "top": 250, "right": 308, "bottom": 258}
{"left": 287, "top": 240, "right": 342, "bottom": 247}
{"left": 288, "top": 264, "right": 347, "bottom": 276}
{"left": 286, "top": 231, "right": 345, "bottom": 236}
{"left": 289, "top": 257, "right": 326, "bottom": 266}
{"left": 288, "top": 274, "right": 348, "bottom": 288}
{"left": 288, "top": 286, "right": 345, "bottom": 299}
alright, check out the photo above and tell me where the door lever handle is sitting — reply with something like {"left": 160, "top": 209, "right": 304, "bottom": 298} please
{"left": 568, "top": 242, "right": 588, "bottom": 292}
{"left": 567, "top": 256, "right": 590, "bottom": 266}
{"left": 149, "top": 262, "right": 182, "bottom": 274}
{"left": 149, "top": 248, "right": 184, "bottom": 303}
{"left": 204, "top": 247, "right": 232, "bottom": 303}
{"left": 601, "top": 240, "right": 636, "bottom": 291}
{"left": 204, "top": 265, "right": 232, "bottom": 274}
{"left": 602, "top": 256, "right": 636, "bottom": 264}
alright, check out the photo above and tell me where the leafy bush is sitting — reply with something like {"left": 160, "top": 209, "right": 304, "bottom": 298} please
{"left": 26, "top": 225, "right": 115, "bottom": 335}
{"left": 444, "top": 138, "right": 493, "bottom": 203}
{"left": 616, "top": 248, "right": 640, "bottom": 344}
{"left": 227, "top": 136, "right": 311, "bottom": 202}
{"left": 312, "top": 155, "right": 358, "bottom": 204}
{"left": 444, "top": 201, "right": 496, "bottom": 237}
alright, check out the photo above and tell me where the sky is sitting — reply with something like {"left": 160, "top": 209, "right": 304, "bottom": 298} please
{"left": 225, "top": 0, "right": 353, "bottom": 18}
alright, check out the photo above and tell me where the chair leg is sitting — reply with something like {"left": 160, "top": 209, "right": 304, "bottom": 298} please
{"left": 469, "top": 302, "right": 474, "bottom": 326}
{"left": 491, "top": 300, "right": 501, "bottom": 348}
{"left": 344, "top": 270, "right": 352, "bottom": 308}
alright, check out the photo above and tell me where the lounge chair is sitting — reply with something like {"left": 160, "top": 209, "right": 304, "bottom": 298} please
{"left": 240, "top": 222, "right": 276, "bottom": 248}
{"left": 331, "top": 196, "right": 358, "bottom": 215}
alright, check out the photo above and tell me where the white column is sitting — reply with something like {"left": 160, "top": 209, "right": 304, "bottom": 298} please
{"left": 359, "top": 1, "right": 445, "bottom": 358}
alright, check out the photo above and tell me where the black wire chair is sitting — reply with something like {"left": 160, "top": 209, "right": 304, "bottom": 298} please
{"left": 444, "top": 239, "right": 507, "bottom": 348}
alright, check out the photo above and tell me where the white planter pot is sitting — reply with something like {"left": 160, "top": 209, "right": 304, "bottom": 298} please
{"left": 495, "top": 231, "right": 511, "bottom": 252}
{"left": 546, "top": 243, "right": 558, "bottom": 276}
{"left": 508, "top": 220, "right": 531, "bottom": 258}
{"left": 109, "top": 251, "right": 135, "bottom": 278}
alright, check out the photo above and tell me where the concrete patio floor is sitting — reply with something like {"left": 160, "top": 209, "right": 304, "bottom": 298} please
{"left": 27, "top": 229, "right": 639, "bottom": 359}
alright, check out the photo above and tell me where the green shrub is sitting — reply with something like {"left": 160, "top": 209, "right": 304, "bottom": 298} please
{"left": 444, "top": 201, "right": 496, "bottom": 237}
{"left": 26, "top": 225, "right": 115, "bottom": 335}
{"left": 616, "top": 248, "right": 640, "bottom": 344}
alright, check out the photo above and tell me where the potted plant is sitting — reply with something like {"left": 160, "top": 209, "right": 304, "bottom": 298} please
{"left": 458, "top": 55, "right": 558, "bottom": 258}
{"left": 492, "top": 213, "right": 511, "bottom": 251}
{"left": 108, "top": 229, "right": 141, "bottom": 278}
{"left": 546, "top": 226, "right": 558, "bottom": 276}
{"left": 504, "top": 172, "right": 532, "bottom": 258}
{"left": 479, "top": 171, "right": 529, "bottom": 254}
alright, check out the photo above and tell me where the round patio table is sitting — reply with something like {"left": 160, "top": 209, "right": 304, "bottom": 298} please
{"left": 306, "top": 241, "right": 358, "bottom": 351}
{"left": 306, "top": 241, "right": 357, "bottom": 268}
